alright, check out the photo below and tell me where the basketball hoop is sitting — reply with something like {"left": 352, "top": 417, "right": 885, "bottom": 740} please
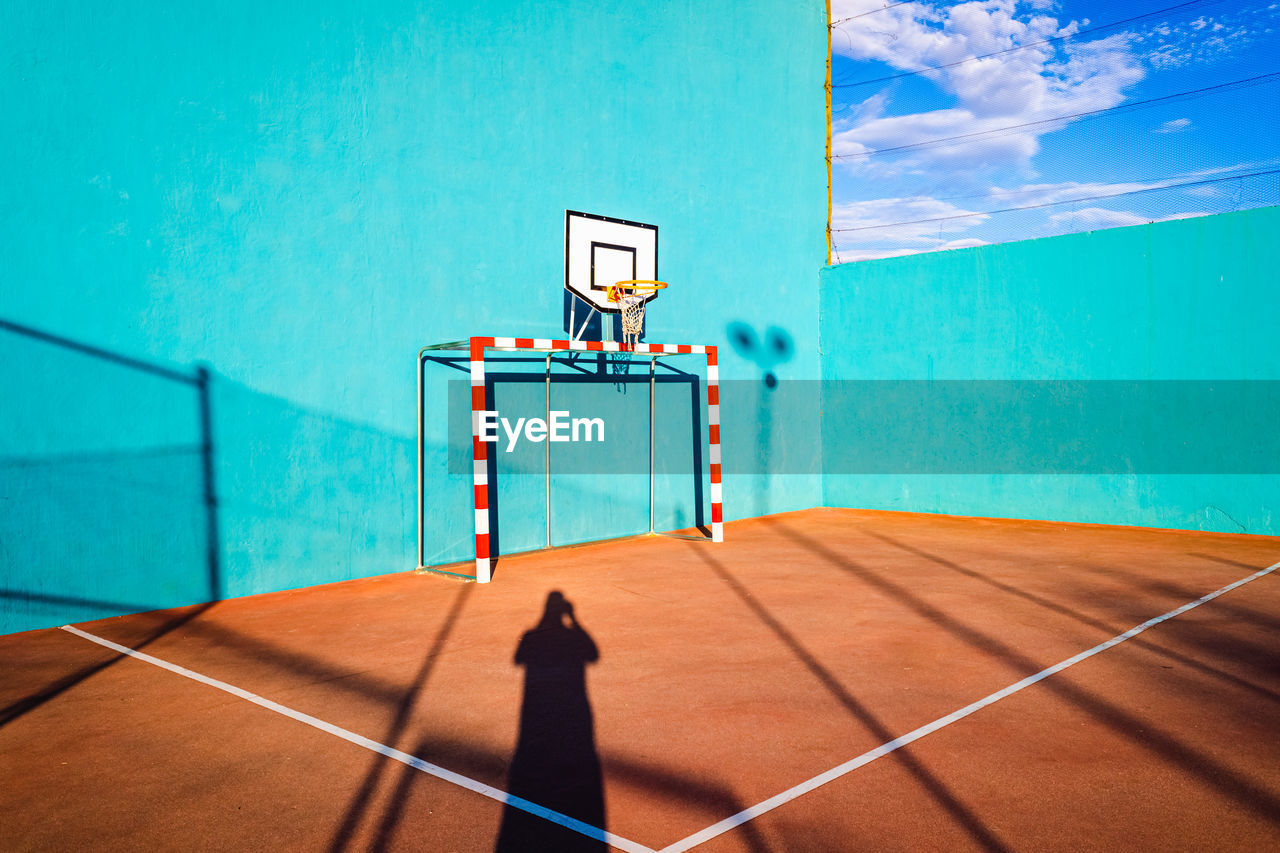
{"left": 606, "top": 279, "right": 668, "bottom": 347}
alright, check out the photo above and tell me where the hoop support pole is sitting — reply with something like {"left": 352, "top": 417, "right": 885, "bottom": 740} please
{"left": 545, "top": 353, "right": 552, "bottom": 548}
{"left": 417, "top": 350, "right": 424, "bottom": 568}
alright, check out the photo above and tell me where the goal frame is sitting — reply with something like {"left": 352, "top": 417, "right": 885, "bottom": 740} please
{"left": 417, "top": 336, "right": 723, "bottom": 582}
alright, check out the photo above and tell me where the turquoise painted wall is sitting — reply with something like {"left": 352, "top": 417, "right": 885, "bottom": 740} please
{"left": 2, "top": 0, "right": 827, "bottom": 633}
{"left": 819, "top": 206, "right": 1280, "bottom": 534}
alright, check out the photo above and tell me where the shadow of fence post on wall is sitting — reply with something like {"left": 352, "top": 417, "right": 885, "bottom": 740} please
{"left": 0, "top": 318, "right": 222, "bottom": 635}
{"left": 496, "top": 590, "right": 606, "bottom": 853}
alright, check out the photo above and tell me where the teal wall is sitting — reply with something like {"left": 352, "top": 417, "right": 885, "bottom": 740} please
{"left": 819, "top": 205, "right": 1280, "bottom": 534}
{"left": 15, "top": 1, "right": 1270, "bottom": 638}
{"left": 1, "top": 0, "right": 827, "bottom": 633}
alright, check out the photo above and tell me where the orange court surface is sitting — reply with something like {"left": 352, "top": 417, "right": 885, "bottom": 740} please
{"left": 3, "top": 507, "right": 1280, "bottom": 852}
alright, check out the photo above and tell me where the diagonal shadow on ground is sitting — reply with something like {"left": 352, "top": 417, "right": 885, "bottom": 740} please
{"left": 688, "top": 542, "right": 1011, "bottom": 852}
{"left": 1102, "top": 552, "right": 1280, "bottom": 632}
{"left": 862, "top": 531, "right": 1280, "bottom": 705}
{"left": 0, "top": 601, "right": 217, "bottom": 729}
{"left": 7, "top": 585, "right": 775, "bottom": 851}
{"left": 763, "top": 516, "right": 1280, "bottom": 828}
{"left": 327, "top": 583, "right": 474, "bottom": 852}
{"left": 361, "top": 731, "right": 775, "bottom": 853}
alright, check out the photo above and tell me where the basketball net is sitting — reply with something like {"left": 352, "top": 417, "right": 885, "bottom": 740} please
{"left": 606, "top": 280, "right": 667, "bottom": 349}
{"left": 619, "top": 294, "right": 646, "bottom": 347}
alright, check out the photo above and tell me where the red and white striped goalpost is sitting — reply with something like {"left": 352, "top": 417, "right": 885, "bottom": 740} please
{"left": 451, "top": 335, "right": 722, "bottom": 583}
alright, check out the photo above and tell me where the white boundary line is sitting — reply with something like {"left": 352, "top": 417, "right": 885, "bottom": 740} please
{"left": 59, "top": 624, "right": 654, "bottom": 853}
{"left": 659, "top": 560, "right": 1280, "bottom": 853}
{"left": 60, "top": 561, "right": 1278, "bottom": 853}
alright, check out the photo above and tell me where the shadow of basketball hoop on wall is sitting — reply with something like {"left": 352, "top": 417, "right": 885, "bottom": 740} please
{"left": 495, "top": 590, "right": 605, "bottom": 852}
{"left": 727, "top": 322, "right": 796, "bottom": 517}
{"left": 726, "top": 322, "right": 794, "bottom": 389}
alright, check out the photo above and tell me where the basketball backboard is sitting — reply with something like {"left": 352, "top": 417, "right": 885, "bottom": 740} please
{"left": 565, "top": 211, "right": 659, "bottom": 314}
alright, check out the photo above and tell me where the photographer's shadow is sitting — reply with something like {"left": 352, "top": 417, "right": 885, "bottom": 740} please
{"left": 496, "top": 591, "right": 605, "bottom": 852}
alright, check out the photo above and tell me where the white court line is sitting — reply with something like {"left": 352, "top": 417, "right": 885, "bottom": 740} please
{"left": 660, "top": 560, "right": 1280, "bottom": 853}
{"left": 60, "top": 625, "right": 654, "bottom": 853}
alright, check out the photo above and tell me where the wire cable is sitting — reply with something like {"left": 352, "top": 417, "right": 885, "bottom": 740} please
{"left": 922, "top": 161, "right": 1280, "bottom": 204}
{"left": 831, "top": 168, "right": 1280, "bottom": 232}
{"left": 833, "top": 0, "right": 1224, "bottom": 89}
{"left": 834, "top": 71, "right": 1280, "bottom": 159}
{"left": 831, "top": 1, "right": 925, "bottom": 27}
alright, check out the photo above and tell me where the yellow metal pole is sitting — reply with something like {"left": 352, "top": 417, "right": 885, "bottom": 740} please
{"left": 825, "top": 0, "right": 833, "bottom": 266}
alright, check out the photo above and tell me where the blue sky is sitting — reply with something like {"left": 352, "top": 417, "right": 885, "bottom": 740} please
{"left": 829, "top": 0, "right": 1280, "bottom": 262}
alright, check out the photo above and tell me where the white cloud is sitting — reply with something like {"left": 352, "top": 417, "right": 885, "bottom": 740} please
{"left": 1047, "top": 207, "right": 1148, "bottom": 229}
{"left": 827, "top": 1, "right": 1279, "bottom": 262}
{"left": 974, "top": 170, "right": 1249, "bottom": 208}
{"left": 1154, "top": 118, "right": 1192, "bottom": 133}
{"left": 1185, "top": 184, "right": 1224, "bottom": 198}
{"left": 831, "top": 1, "right": 1144, "bottom": 174}
{"left": 1153, "top": 210, "right": 1213, "bottom": 222}
{"left": 831, "top": 167, "right": 1256, "bottom": 261}
{"left": 833, "top": 194, "right": 987, "bottom": 244}
{"left": 831, "top": 193, "right": 998, "bottom": 261}
{"left": 836, "top": 246, "right": 919, "bottom": 262}
{"left": 935, "top": 236, "right": 991, "bottom": 249}
{"left": 1147, "top": 44, "right": 1191, "bottom": 69}
{"left": 833, "top": 233, "right": 989, "bottom": 263}
{"left": 1047, "top": 207, "right": 1216, "bottom": 230}
{"left": 1132, "top": 5, "right": 1265, "bottom": 68}
{"left": 834, "top": 107, "right": 1042, "bottom": 168}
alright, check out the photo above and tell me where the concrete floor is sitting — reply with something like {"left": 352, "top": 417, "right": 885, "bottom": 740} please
{"left": 3, "top": 507, "right": 1279, "bottom": 851}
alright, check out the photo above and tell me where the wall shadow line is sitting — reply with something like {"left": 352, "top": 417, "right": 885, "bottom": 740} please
{"left": 1, "top": 318, "right": 223, "bottom": 628}
{"left": 0, "top": 589, "right": 167, "bottom": 616}
{"left": 0, "top": 319, "right": 196, "bottom": 385}
{"left": 196, "top": 365, "right": 221, "bottom": 601}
